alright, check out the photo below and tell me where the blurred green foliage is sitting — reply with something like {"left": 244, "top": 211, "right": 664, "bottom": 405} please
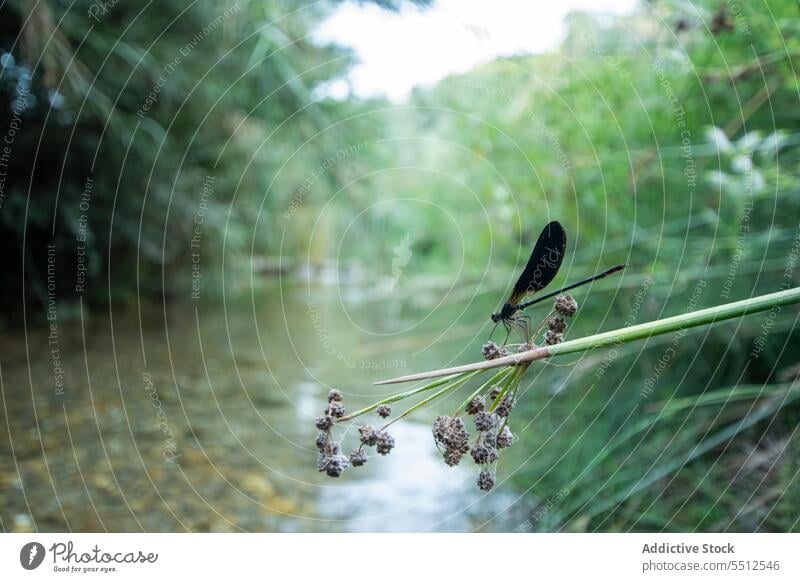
{"left": 2, "top": 0, "right": 798, "bottom": 309}
{"left": 1, "top": 0, "right": 799, "bottom": 531}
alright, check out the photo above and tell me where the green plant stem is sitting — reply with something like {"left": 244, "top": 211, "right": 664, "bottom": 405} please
{"left": 375, "top": 287, "right": 800, "bottom": 385}
{"left": 455, "top": 367, "right": 513, "bottom": 415}
{"left": 382, "top": 370, "right": 482, "bottom": 429}
{"left": 547, "top": 286, "right": 800, "bottom": 358}
{"left": 337, "top": 372, "right": 469, "bottom": 422}
{"left": 489, "top": 364, "right": 526, "bottom": 412}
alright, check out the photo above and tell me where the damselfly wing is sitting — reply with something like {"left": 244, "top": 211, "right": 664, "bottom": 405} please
{"left": 491, "top": 221, "right": 626, "bottom": 341}
{"left": 491, "top": 221, "right": 566, "bottom": 324}
{"left": 507, "top": 220, "right": 566, "bottom": 306}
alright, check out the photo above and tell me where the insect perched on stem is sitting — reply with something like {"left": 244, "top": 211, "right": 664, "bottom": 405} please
{"left": 490, "top": 221, "right": 625, "bottom": 343}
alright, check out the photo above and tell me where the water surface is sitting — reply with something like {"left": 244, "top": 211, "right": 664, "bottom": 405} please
{"left": 0, "top": 281, "right": 532, "bottom": 532}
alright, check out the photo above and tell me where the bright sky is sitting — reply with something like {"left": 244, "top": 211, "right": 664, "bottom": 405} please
{"left": 313, "top": 0, "right": 638, "bottom": 101}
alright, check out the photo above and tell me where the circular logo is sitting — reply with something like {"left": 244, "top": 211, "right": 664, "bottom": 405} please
{"left": 19, "top": 542, "right": 45, "bottom": 570}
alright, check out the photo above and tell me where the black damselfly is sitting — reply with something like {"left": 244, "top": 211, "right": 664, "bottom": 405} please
{"left": 490, "top": 221, "right": 625, "bottom": 342}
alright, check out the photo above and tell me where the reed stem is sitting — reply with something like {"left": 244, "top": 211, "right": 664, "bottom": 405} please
{"left": 375, "top": 286, "right": 800, "bottom": 385}
{"left": 382, "top": 370, "right": 482, "bottom": 429}
{"left": 337, "top": 371, "right": 477, "bottom": 422}
{"left": 455, "top": 367, "right": 514, "bottom": 415}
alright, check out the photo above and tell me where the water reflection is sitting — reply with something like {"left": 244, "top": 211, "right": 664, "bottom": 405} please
{"left": 0, "top": 282, "right": 528, "bottom": 532}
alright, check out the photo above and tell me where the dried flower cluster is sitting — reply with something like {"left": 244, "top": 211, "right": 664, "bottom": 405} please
{"left": 312, "top": 294, "right": 578, "bottom": 492}
{"left": 433, "top": 415, "right": 470, "bottom": 466}
{"left": 428, "top": 377, "right": 520, "bottom": 491}
{"left": 471, "top": 383, "right": 515, "bottom": 490}
{"left": 481, "top": 340, "right": 509, "bottom": 360}
{"left": 555, "top": 294, "right": 578, "bottom": 317}
{"left": 545, "top": 295, "right": 578, "bottom": 345}
{"left": 315, "top": 389, "right": 396, "bottom": 479}
{"left": 314, "top": 389, "right": 350, "bottom": 477}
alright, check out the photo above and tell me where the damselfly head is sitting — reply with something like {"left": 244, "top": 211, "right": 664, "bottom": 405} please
{"left": 491, "top": 302, "right": 517, "bottom": 323}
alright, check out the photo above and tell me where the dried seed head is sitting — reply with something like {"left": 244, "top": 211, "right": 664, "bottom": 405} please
{"left": 376, "top": 404, "right": 392, "bottom": 419}
{"left": 375, "top": 431, "right": 395, "bottom": 455}
{"left": 489, "top": 386, "right": 502, "bottom": 400}
{"left": 496, "top": 426, "right": 514, "bottom": 449}
{"left": 474, "top": 411, "right": 498, "bottom": 432}
{"left": 471, "top": 443, "right": 491, "bottom": 464}
{"left": 349, "top": 449, "right": 368, "bottom": 467}
{"left": 482, "top": 340, "right": 501, "bottom": 360}
{"left": 477, "top": 470, "right": 496, "bottom": 491}
{"left": 481, "top": 341, "right": 509, "bottom": 360}
{"left": 548, "top": 316, "right": 567, "bottom": 333}
{"left": 328, "top": 401, "right": 345, "bottom": 418}
{"left": 544, "top": 330, "right": 564, "bottom": 345}
{"left": 554, "top": 294, "right": 578, "bottom": 317}
{"left": 315, "top": 415, "right": 334, "bottom": 431}
{"left": 517, "top": 341, "right": 533, "bottom": 353}
{"left": 451, "top": 416, "right": 466, "bottom": 431}
{"left": 433, "top": 415, "right": 470, "bottom": 453}
{"left": 323, "top": 441, "right": 341, "bottom": 456}
{"left": 455, "top": 441, "right": 470, "bottom": 455}
{"left": 495, "top": 394, "right": 516, "bottom": 418}
{"left": 315, "top": 432, "right": 328, "bottom": 452}
{"left": 433, "top": 415, "right": 449, "bottom": 443}
{"left": 328, "top": 389, "right": 343, "bottom": 402}
{"left": 359, "top": 425, "right": 379, "bottom": 446}
{"left": 433, "top": 416, "right": 456, "bottom": 441}
{"left": 433, "top": 416, "right": 476, "bottom": 467}
{"left": 443, "top": 449, "right": 464, "bottom": 466}
{"left": 325, "top": 455, "right": 349, "bottom": 478}
{"left": 466, "top": 395, "right": 486, "bottom": 415}
{"left": 316, "top": 454, "right": 330, "bottom": 472}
